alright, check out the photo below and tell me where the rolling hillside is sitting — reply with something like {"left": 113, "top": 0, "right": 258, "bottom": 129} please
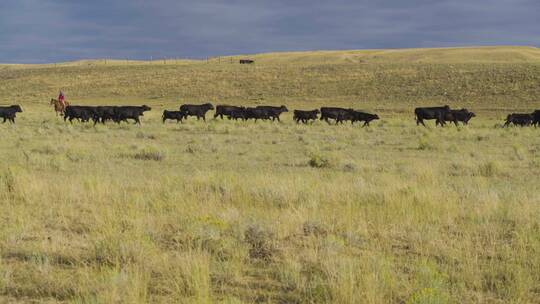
{"left": 1, "top": 46, "right": 539, "bottom": 112}
{"left": 2, "top": 47, "right": 540, "bottom": 303}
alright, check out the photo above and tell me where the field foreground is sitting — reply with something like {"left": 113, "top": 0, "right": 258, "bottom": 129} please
{"left": 1, "top": 47, "right": 540, "bottom": 303}
{"left": 1, "top": 108, "right": 540, "bottom": 303}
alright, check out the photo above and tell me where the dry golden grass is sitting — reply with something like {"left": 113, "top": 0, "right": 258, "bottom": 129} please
{"left": 1, "top": 47, "right": 540, "bottom": 303}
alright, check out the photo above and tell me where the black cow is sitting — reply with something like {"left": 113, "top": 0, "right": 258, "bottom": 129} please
{"left": 437, "top": 108, "right": 476, "bottom": 126}
{"left": 230, "top": 108, "right": 247, "bottom": 121}
{"left": 239, "top": 59, "right": 254, "bottom": 64}
{"left": 114, "top": 105, "right": 151, "bottom": 124}
{"left": 531, "top": 110, "right": 540, "bottom": 127}
{"left": 414, "top": 105, "right": 450, "bottom": 127}
{"left": 163, "top": 110, "right": 187, "bottom": 123}
{"left": 179, "top": 103, "right": 214, "bottom": 121}
{"left": 244, "top": 107, "right": 270, "bottom": 122}
{"left": 0, "top": 105, "right": 23, "bottom": 123}
{"left": 214, "top": 105, "right": 245, "bottom": 119}
{"left": 293, "top": 109, "right": 320, "bottom": 124}
{"left": 255, "top": 105, "right": 288, "bottom": 121}
{"left": 64, "top": 106, "right": 97, "bottom": 123}
{"left": 348, "top": 111, "right": 380, "bottom": 127}
{"left": 93, "top": 106, "right": 118, "bottom": 125}
{"left": 320, "top": 107, "right": 352, "bottom": 125}
{"left": 504, "top": 113, "right": 533, "bottom": 127}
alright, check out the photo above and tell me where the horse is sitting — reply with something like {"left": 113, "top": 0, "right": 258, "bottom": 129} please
{"left": 50, "top": 98, "right": 69, "bottom": 116}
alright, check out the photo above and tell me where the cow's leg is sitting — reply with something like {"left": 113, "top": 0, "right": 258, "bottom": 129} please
{"left": 362, "top": 121, "right": 369, "bottom": 127}
{"left": 419, "top": 119, "right": 426, "bottom": 127}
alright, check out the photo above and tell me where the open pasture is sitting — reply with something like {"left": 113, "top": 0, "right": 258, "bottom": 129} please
{"left": 1, "top": 47, "right": 540, "bottom": 303}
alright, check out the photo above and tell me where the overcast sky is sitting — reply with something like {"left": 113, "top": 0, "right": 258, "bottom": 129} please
{"left": 0, "top": 0, "right": 538, "bottom": 63}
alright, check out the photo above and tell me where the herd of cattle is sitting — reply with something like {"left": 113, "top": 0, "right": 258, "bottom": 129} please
{"left": 1, "top": 103, "right": 540, "bottom": 127}
{"left": 164, "top": 104, "right": 381, "bottom": 126}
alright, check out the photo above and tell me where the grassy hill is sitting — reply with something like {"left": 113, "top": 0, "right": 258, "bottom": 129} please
{"left": 1, "top": 46, "right": 539, "bottom": 113}
{"left": 1, "top": 47, "right": 540, "bottom": 303}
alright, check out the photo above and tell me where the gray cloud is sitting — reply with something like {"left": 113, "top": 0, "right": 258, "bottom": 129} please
{"left": 0, "top": 0, "right": 538, "bottom": 63}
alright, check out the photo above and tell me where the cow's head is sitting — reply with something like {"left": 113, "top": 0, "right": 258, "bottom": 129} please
{"left": 280, "top": 105, "right": 288, "bottom": 112}
{"left": 443, "top": 105, "right": 450, "bottom": 111}
{"left": 11, "top": 105, "right": 22, "bottom": 112}
{"left": 142, "top": 105, "right": 151, "bottom": 111}
{"left": 205, "top": 103, "right": 214, "bottom": 110}
{"left": 468, "top": 112, "right": 476, "bottom": 118}
{"left": 314, "top": 109, "right": 321, "bottom": 114}
{"left": 372, "top": 114, "right": 380, "bottom": 120}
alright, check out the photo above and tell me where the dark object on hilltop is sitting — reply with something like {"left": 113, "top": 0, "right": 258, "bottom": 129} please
{"left": 239, "top": 59, "right": 254, "bottom": 64}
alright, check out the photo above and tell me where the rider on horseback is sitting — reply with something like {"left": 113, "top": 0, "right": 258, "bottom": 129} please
{"left": 58, "top": 90, "right": 66, "bottom": 107}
